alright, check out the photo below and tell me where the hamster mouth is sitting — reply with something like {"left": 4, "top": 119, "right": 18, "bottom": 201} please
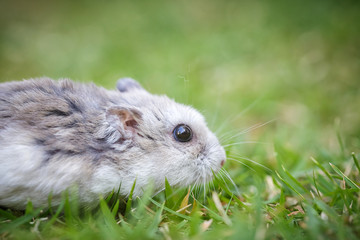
{"left": 191, "top": 142, "right": 226, "bottom": 185}
{"left": 195, "top": 170, "right": 216, "bottom": 185}
{"left": 193, "top": 160, "right": 221, "bottom": 184}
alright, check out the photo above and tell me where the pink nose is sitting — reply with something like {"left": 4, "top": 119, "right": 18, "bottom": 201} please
{"left": 220, "top": 159, "right": 225, "bottom": 167}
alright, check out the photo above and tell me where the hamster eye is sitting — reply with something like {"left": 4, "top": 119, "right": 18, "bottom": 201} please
{"left": 173, "top": 124, "right": 193, "bottom": 142}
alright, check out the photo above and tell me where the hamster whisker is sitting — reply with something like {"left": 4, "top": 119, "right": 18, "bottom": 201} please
{"left": 210, "top": 179, "right": 215, "bottom": 191}
{"left": 218, "top": 170, "right": 232, "bottom": 191}
{"left": 192, "top": 174, "right": 202, "bottom": 189}
{"left": 228, "top": 153, "right": 272, "bottom": 172}
{"left": 220, "top": 119, "right": 276, "bottom": 144}
{"left": 219, "top": 168, "right": 240, "bottom": 195}
{"left": 217, "top": 129, "right": 239, "bottom": 142}
{"left": 214, "top": 114, "right": 237, "bottom": 136}
{"left": 214, "top": 98, "right": 262, "bottom": 135}
{"left": 227, "top": 157, "right": 257, "bottom": 172}
{"left": 219, "top": 120, "right": 275, "bottom": 146}
{"left": 203, "top": 182, "right": 206, "bottom": 202}
{"left": 153, "top": 187, "right": 166, "bottom": 197}
{"left": 202, "top": 168, "right": 207, "bottom": 201}
{"left": 218, "top": 126, "right": 252, "bottom": 142}
{"left": 191, "top": 173, "right": 204, "bottom": 197}
{"left": 190, "top": 183, "right": 198, "bottom": 196}
{"left": 218, "top": 128, "right": 251, "bottom": 144}
{"left": 222, "top": 141, "right": 269, "bottom": 148}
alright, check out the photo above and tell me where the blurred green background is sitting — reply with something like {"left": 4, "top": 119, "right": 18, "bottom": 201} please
{"left": 1, "top": 0, "right": 359, "bottom": 164}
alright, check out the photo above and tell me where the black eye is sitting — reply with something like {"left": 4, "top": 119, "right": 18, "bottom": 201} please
{"left": 173, "top": 124, "right": 193, "bottom": 142}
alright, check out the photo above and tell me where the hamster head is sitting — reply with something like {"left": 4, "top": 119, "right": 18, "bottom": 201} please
{"left": 104, "top": 78, "right": 226, "bottom": 195}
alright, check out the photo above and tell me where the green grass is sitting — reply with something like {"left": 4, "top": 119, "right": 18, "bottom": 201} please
{"left": 1, "top": 154, "right": 360, "bottom": 239}
{"left": 1, "top": 0, "right": 360, "bottom": 239}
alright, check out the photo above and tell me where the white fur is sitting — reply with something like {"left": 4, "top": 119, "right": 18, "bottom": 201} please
{"left": 0, "top": 128, "right": 86, "bottom": 207}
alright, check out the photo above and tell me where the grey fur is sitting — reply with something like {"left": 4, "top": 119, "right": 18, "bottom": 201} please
{"left": 116, "top": 77, "right": 144, "bottom": 92}
{"left": 0, "top": 77, "right": 225, "bottom": 209}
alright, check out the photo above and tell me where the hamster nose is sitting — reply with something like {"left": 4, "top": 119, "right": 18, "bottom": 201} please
{"left": 220, "top": 159, "right": 226, "bottom": 167}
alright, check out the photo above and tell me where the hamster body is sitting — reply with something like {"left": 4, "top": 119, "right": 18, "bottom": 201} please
{"left": 0, "top": 78, "right": 226, "bottom": 209}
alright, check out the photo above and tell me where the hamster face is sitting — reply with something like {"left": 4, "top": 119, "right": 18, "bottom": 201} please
{"left": 105, "top": 82, "right": 226, "bottom": 195}
{"left": 140, "top": 95, "right": 225, "bottom": 187}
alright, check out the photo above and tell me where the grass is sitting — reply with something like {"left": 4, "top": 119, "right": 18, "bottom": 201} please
{"left": 1, "top": 153, "right": 360, "bottom": 239}
{"left": 0, "top": 0, "right": 360, "bottom": 239}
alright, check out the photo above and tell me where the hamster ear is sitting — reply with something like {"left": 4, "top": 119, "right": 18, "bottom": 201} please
{"left": 116, "top": 78, "right": 144, "bottom": 92}
{"left": 106, "top": 106, "right": 142, "bottom": 138}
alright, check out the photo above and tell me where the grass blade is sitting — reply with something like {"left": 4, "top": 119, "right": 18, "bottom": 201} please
{"left": 125, "top": 179, "right": 137, "bottom": 217}
{"left": 178, "top": 187, "right": 190, "bottom": 214}
{"left": 212, "top": 192, "right": 232, "bottom": 226}
{"left": 281, "top": 165, "right": 308, "bottom": 193}
{"left": 148, "top": 197, "right": 191, "bottom": 220}
{"left": 329, "top": 163, "right": 360, "bottom": 189}
{"left": 352, "top": 152, "right": 360, "bottom": 173}
{"left": 0, "top": 209, "right": 16, "bottom": 221}
{"left": 164, "top": 177, "right": 175, "bottom": 208}
{"left": 111, "top": 200, "right": 120, "bottom": 218}
{"left": 43, "top": 199, "right": 65, "bottom": 231}
{"left": 0, "top": 209, "right": 42, "bottom": 234}
{"left": 311, "top": 157, "right": 335, "bottom": 183}
{"left": 275, "top": 171, "right": 305, "bottom": 200}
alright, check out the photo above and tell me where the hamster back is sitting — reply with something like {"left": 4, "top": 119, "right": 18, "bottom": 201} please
{"left": 0, "top": 78, "right": 226, "bottom": 209}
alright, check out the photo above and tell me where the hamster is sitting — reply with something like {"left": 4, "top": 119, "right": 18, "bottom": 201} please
{"left": 0, "top": 77, "right": 226, "bottom": 209}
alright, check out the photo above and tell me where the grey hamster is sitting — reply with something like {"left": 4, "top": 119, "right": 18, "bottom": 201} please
{"left": 0, "top": 77, "right": 226, "bottom": 209}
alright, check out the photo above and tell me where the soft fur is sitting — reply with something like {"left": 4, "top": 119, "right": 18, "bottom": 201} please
{"left": 0, "top": 78, "right": 225, "bottom": 209}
